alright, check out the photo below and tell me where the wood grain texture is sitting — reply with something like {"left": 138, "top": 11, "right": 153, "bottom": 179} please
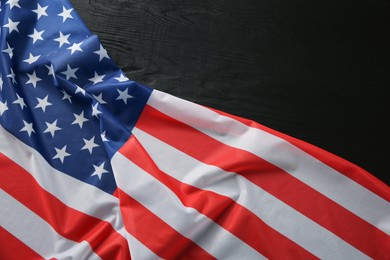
{"left": 70, "top": 0, "right": 389, "bottom": 185}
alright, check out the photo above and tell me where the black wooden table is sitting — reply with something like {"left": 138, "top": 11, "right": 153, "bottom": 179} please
{"left": 70, "top": 0, "right": 389, "bottom": 185}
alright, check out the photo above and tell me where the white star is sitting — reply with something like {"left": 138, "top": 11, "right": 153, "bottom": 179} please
{"left": 13, "top": 93, "right": 26, "bottom": 110}
{"left": 26, "top": 71, "right": 41, "bottom": 88}
{"left": 72, "top": 111, "right": 88, "bottom": 129}
{"left": 116, "top": 88, "right": 133, "bottom": 104}
{"left": 92, "top": 93, "right": 107, "bottom": 104}
{"left": 0, "top": 76, "right": 3, "bottom": 91}
{"left": 67, "top": 42, "right": 82, "bottom": 54}
{"left": 89, "top": 72, "right": 105, "bottom": 85}
{"left": 81, "top": 136, "right": 99, "bottom": 154}
{"left": 2, "top": 43, "right": 14, "bottom": 59}
{"left": 54, "top": 31, "right": 70, "bottom": 47}
{"left": 61, "top": 90, "right": 72, "bottom": 103}
{"left": 53, "top": 145, "right": 70, "bottom": 163}
{"left": 32, "top": 3, "right": 48, "bottom": 20}
{"left": 94, "top": 44, "right": 109, "bottom": 61}
{"left": 28, "top": 29, "right": 44, "bottom": 44}
{"left": 3, "top": 18, "right": 20, "bottom": 33}
{"left": 91, "top": 162, "right": 109, "bottom": 180}
{"left": 45, "top": 63, "right": 55, "bottom": 77}
{"left": 0, "top": 101, "right": 8, "bottom": 116}
{"left": 101, "top": 131, "right": 108, "bottom": 142}
{"left": 58, "top": 6, "right": 73, "bottom": 22}
{"left": 35, "top": 95, "right": 52, "bottom": 112}
{"left": 20, "top": 120, "right": 35, "bottom": 137}
{"left": 23, "top": 53, "right": 40, "bottom": 64}
{"left": 44, "top": 120, "right": 61, "bottom": 137}
{"left": 75, "top": 85, "right": 86, "bottom": 96}
{"left": 61, "top": 64, "right": 78, "bottom": 80}
{"left": 6, "top": 0, "right": 20, "bottom": 9}
{"left": 115, "top": 73, "right": 129, "bottom": 82}
{"left": 7, "top": 68, "right": 16, "bottom": 84}
{"left": 91, "top": 103, "right": 101, "bottom": 117}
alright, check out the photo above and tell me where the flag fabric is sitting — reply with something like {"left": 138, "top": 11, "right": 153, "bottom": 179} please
{"left": 0, "top": 0, "right": 389, "bottom": 259}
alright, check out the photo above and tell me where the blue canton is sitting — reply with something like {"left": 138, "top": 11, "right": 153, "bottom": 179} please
{"left": 0, "top": 0, "right": 152, "bottom": 194}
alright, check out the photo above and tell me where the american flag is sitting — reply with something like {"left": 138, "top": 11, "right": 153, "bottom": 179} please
{"left": 0, "top": 0, "right": 389, "bottom": 259}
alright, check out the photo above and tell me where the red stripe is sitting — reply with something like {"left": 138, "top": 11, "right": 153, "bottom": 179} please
{"left": 112, "top": 188, "right": 120, "bottom": 198}
{"left": 119, "top": 135, "right": 317, "bottom": 259}
{"left": 117, "top": 188, "right": 216, "bottom": 259}
{"left": 136, "top": 105, "right": 390, "bottom": 259}
{"left": 0, "top": 153, "right": 131, "bottom": 260}
{"left": 210, "top": 107, "right": 390, "bottom": 202}
{"left": 0, "top": 226, "right": 44, "bottom": 260}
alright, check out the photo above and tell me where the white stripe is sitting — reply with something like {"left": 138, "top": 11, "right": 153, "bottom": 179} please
{"left": 125, "top": 231, "right": 163, "bottom": 260}
{"left": 112, "top": 152, "right": 265, "bottom": 259}
{"left": 132, "top": 127, "right": 369, "bottom": 259}
{"left": 0, "top": 125, "right": 125, "bottom": 236}
{"left": 147, "top": 90, "right": 390, "bottom": 235}
{"left": 0, "top": 189, "right": 101, "bottom": 260}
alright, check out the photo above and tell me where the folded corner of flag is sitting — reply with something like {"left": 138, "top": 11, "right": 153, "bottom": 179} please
{"left": 0, "top": 0, "right": 389, "bottom": 259}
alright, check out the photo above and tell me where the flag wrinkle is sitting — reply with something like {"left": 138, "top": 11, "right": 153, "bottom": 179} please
{"left": 120, "top": 133, "right": 316, "bottom": 259}
{"left": 130, "top": 121, "right": 370, "bottom": 259}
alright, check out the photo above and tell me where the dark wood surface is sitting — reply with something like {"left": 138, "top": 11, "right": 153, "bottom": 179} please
{"left": 70, "top": 0, "right": 389, "bottom": 185}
